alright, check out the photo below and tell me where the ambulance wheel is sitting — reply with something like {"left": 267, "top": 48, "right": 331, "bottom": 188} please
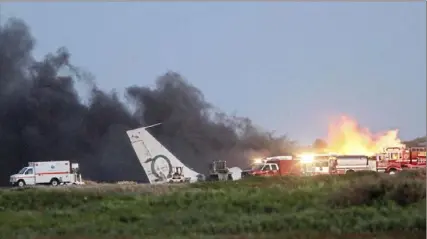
{"left": 50, "top": 178, "right": 60, "bottom": 186}
{"left": 17, "top": 180, "right": 25, "bottom": 187}
{"left": 227, "top": 174, "right": 233, "bottom": 181}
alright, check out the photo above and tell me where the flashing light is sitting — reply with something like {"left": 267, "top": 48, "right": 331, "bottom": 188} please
{"left": 252, "top": 158, "right": 263, "bottom": 164}
{"left": 299, "top": 154, "right": 315, "bottom": 164}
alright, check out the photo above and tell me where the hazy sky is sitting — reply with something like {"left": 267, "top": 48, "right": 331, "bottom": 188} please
{"left": 2, "top": 2, "right": 425, "bottom": 144}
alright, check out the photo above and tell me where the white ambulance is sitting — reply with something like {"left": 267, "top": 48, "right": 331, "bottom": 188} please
{"left": 9, "top": 161, "right": 83, "bottom": 187}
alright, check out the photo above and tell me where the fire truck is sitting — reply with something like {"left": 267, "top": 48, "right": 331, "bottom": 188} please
{"left": 378, "top": 146, "right": 426, "bottom": 174}
{"left": 298, "top": 154, "right": 378, "bottom": 175}
{"left": 300, "top": 146, "right": 426, "bottom": 176}
{"left": 241, "top": 146, "right": 426, "bottom": 178}
{"left": 242, "top": 153, "right": 376, "bottom": 177}
{"left": 241, "top": 156, "right": 302, "bottom": 178}
{"left": 297, "top": 153, "right": 335, "bottom": 176}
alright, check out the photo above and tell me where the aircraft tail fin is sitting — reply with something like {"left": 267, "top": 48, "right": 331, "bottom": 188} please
{"left": 126, "top": 125, "right": 201, "bottom": 184}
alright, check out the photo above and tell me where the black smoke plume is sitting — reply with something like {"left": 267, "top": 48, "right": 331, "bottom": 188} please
{"left": 0, "top": 17, "right": 296, "bottom": 185}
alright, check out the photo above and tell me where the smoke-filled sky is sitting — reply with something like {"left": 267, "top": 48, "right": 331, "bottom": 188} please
{"left": 2, "top": 2, "right": 425, "bottom": 144}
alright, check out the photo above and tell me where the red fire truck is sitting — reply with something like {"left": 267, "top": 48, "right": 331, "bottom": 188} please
{"left": 300, "top": 154, "right": 378, "bottom": 175}
{"left": 242, "top": 153, "right": 375, "bottom": 177}
{"left": 379, "top": 146, "right": 426, "bottom": 174}
{"left": 241, "top": 156, "right": 302, "bottom": 178}
{"left": 406, "top": 147, "right": 426, "bottom": 164}
{"left": 241, "top": 146, "right": 426, "bottom": 178}
{"left": 299, "top": 147, "right": 426, "bottom": 175}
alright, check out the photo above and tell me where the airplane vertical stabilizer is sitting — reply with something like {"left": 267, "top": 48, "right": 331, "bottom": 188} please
{"left": 126, "top": 126, "right": 201, "bottom": 184}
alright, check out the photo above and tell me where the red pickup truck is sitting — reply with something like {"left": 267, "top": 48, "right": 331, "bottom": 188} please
{"left": 241, "top": 156, "right": 302, "bottom": 178}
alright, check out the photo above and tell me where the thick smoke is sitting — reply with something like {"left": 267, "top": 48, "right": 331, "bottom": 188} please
{"left": 0, "top": 18, "right": 296, "bottom": 185}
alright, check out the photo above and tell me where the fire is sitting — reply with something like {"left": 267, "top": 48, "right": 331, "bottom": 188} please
{"left": 324, "top": 116, "right": 404, "bottom": 156}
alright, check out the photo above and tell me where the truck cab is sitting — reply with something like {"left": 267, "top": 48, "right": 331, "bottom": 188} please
{"left": 241, "top": 156, "right": 300, "bottom": 178}
{"left": 382, "top": 147, "right": 426, "bottom": 174}
{"left": 248, "top": 162, "right": 279, "bottom": 176}
{"left": 10, "top": 167, "right": 36, "bottom": 187}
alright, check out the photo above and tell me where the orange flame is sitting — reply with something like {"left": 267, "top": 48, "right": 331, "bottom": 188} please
{"left": 325, "top": 116, "right": 404, "bottom": 156}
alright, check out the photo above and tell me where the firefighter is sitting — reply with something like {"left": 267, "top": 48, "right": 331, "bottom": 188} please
{"left": 329, "top": 157, "right": 338, "bottom": 174}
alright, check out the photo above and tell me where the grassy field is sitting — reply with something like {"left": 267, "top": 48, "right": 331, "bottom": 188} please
{"left": 0, "top": 170, "right": 425, "bottom": 239}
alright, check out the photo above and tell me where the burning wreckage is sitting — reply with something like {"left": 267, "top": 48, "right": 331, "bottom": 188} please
{"left": 124, "top": 116, "right": 425, "bottom": 184}
{"left": 9, "top": 116, "right": 426, "bottom": 186}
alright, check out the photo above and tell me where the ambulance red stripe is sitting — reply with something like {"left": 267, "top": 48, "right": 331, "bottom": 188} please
{"left": 36, "top": 172, "right": 70, "bottom": 175}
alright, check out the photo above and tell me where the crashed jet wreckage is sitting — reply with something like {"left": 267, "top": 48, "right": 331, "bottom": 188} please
{"left": 126, "top": 124, "right": 242, "bottom": 184}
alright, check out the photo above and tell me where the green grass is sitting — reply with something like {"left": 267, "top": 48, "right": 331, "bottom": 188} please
{"left": 0, "top": 170, "right": 425, "bottom": 239}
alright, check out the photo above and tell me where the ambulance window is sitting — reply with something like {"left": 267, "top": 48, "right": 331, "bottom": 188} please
{"left": 262, "top": 165, "right": 271, "bottom": 171}
{"left": 25, "top": 168, "right": 33, "bottom": 175}
{"left": 18, "top": 168, "right": 26, "bottom": 174}
{"left": 271, "top": 164, "right": 278, "bottom": 171}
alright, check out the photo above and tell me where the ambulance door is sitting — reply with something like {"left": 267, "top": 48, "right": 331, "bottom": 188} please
{"left": 24, "top": 168, "right": 36, "bottom": 185}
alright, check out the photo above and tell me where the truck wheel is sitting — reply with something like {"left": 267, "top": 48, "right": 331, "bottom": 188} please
{"left": 50, "top": 178, "right": 60, "bottom": 186}
{"left": 17, "top": 180, "right": 25, "bottom": 187}
{"left": 227, "top": 174, "right": 233, "bottom": 181}
{"left": 388, "top": 169, "right": 397, "bottom": 175}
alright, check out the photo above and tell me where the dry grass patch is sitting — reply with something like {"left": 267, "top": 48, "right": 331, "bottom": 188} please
{"left": 328, "top": 169, "right": 426, "bottom": 207}
{"left": 10, "top": 183, "right": 187, "bottom": 195}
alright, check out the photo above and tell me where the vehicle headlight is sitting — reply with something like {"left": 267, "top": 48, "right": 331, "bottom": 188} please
{"left": 300, "top": 154, "right": 315, "bottom": 163}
